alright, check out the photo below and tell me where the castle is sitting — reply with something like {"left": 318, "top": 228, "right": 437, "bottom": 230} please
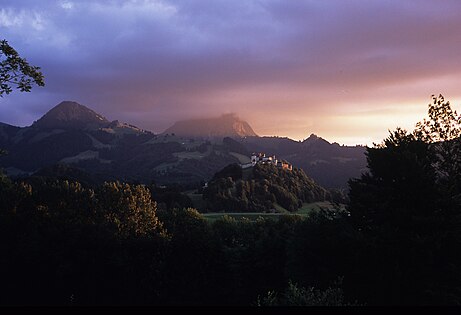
{"left": 241, "top": 152, "right": 292, "bottom": 171}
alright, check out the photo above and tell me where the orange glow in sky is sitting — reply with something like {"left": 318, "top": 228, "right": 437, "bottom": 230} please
{"left": 2, "top": 1, "right": 461, "bottom": 146}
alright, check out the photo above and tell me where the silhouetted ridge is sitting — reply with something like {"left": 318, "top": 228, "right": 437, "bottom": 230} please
{"left": 303, "top": 133, "right": 330, "bottom": 145}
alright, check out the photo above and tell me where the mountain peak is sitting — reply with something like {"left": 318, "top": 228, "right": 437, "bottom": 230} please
{"left": 163, "top": 114, "right": 258, "bottom": 138}
{"left": 303, "top": 133, "right": 331, "bottom": 146}
{"left": 33, "top": 101, "right": 109, "bottom": 130}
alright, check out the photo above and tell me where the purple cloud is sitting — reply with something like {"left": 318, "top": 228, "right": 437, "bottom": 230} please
{"left": 1, "top": 0, "right": 461, "bottom": 145}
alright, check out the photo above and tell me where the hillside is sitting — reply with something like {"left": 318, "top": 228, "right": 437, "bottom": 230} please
{"left": 202, "top": 163, "right": 332, "bottom": 213}
{"left": 0, "top": 122, "right": 21, "bottom": 149}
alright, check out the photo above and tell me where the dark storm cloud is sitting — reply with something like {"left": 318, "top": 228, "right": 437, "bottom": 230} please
{"left": 1, "top": 0, "right": 461, "bottom": 144}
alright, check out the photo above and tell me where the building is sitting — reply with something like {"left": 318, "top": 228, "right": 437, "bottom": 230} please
{"left": 251, "top": 152, "right": 277, "bottom": 166}
{"left": 241, "top": 152, "right": 292, "bottom": 171}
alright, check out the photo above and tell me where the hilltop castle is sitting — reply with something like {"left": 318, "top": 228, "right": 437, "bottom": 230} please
{"left": 241, "top": 152, "right": 292, "bottom": 171}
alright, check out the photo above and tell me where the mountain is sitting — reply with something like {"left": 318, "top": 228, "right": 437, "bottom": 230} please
{"left": 30, "top": 101, "right": 150, "bottom": 136}
{"left": 0, "top": 101, "right": 156, "bottom": 178}
{"left": 33, "top": 101, "right": 110, "bottom": 130}
{"left": 163, "top": 113, "right": 258, "bottom": 138}
{"left": 0, "top": 101, "right": 367, "bottom": 189}
{"left": 0, "top": 101, "right": 240, "bottom": 186}
{"left": 303, "top": 133, "right": 332, "bottom": 148}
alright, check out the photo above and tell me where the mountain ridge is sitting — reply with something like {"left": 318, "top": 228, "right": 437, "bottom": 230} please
{"left": 0, "top": 101, "right": 367, "bottom": 189}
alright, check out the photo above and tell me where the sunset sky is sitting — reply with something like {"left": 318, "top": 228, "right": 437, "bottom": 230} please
{"left": 1, "top": 0, "right": 461, "bottom": 145}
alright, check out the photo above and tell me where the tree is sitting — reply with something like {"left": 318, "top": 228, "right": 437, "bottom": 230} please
{"left": 0, "top": 39, "right": 44, "bottom": 96}
{"left": 0, "top": 40, "right": 44, "bottom": 158}
{"left": 414, "top": 94, "right": 461, "bottom": 142}
{"left": 97, "top": 181, "right": 165, "bottom": 239}
{"left": 414, "top": 94, "right": 461, "bottom": 196}
{"left": 349, "top": 127, "right": 437, "bottom": 231}
{"left": 347, "top": 94, "right": 461, "bottom": 304}
{"left": 349, "top": 94, "right": 461, "bottom": 232}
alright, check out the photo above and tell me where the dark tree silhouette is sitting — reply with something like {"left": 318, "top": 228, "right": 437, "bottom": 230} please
{"left": 347, "top": 94, "right": 461, "bottom": 305}
{"left": 0, "top": 39, "right": 45, "bottom": 96}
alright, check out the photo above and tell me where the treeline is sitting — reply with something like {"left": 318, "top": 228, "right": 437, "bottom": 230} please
{"left": 0, "top": 174, "right": 354, "bottom": 306}
{"left": 202, "top": 163, "right": 338, "bottom": 213}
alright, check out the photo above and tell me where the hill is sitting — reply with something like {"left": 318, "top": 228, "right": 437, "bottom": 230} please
{"left": 202, "top": 163, "right": 333, "bottom": 213}
{"left": 163, "top": 113, "right": 258, "bottom": 138}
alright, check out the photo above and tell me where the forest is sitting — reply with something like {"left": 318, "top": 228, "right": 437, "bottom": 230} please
{"left": 1, "top": 95, "right": 461, "bottom": 306}
{"left": 202, "top": 162, "right": 336, "bottom": 213}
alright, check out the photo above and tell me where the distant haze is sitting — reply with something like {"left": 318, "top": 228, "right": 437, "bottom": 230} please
{"left": 1, "top": 0, "right": 461, "bottom": 145}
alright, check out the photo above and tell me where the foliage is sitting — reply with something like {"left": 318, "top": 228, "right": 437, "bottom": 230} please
{"left": 2, "top": 175, "right": 354, "bottom": 306}
{"left": 209, "top": 214, "right": 304, "bottom": 305}
{"left": 0, "top": 178, "right": 165, "bottom": 239}
{"left": 414, "top": 94, "right": 461, "bottom": 142}
{"left": 414, "top": 94, "right": 461, "bottom": 194}
{"left": 203, "top": 163, "right": 331, "bottom": 213}
{"left": 156, "top": 207, "right": 222, "bottom": 305}
{"left": 97, "top": 181, "right": 165, "bottom": 239}
{"left": 0, "top": 177, "right": 168, "bottom": 305}
{"left": 150, "top": 184, "right": 193, "bottom": 211}
{"left": 349, "top": 127, "right": 437, "bottom": 232}
{"left": 0, "top": 39, "right": 44, "bottom": 96}
{"left": 256, "top": 280, "right": 352, "bottom": 306}
{"left": 211, "top": 163, "right": 243, "bottom": 181}
{"left": 347, "top": 94, "right": 461, "bottom": 304}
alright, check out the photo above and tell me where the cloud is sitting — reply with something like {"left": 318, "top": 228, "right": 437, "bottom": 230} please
{"left": 0, "top": 8, "right": 25, "bottom": 27}
{"left": 89, "top": 0, "right": 177, "bottom": 18}
{"left": 1, "top": 0, "right": 461, "bottom": 145}
{"left": 0, "top": 7, "right": 46, "bottom": 31}
{"left": 59, "top": 1, "right": 74, "bottom": 10}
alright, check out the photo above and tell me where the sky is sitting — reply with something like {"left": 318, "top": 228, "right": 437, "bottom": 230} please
{"left": 1, "top": 0, "right": 461, "bottom": 145}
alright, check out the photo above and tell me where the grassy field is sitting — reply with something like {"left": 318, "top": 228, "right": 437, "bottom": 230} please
{"left": 296, "top": 201, "right": 346, "bottom": 215}
{"left": 173, "top": 151, "right": 207, "bottom": 160}
{"left": 229, "top": 152, "right": 251, "bottom": 164}
{"left": 186, "top": 190, "right": 345, "bottom": 222}
{"left": 201, "top": 201, "right": 344, "bottom": 222}
{"left": 201, "top": 212, "right": 291, "bottom": 223}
